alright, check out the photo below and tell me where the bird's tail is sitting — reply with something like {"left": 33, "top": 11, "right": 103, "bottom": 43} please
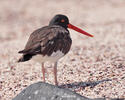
{"left": 18, "top": 54, "right": 33, "bottom": 62}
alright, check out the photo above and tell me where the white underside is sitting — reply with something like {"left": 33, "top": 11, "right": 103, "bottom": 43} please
{"left": 32, "top": 50, "right": 64, "bottom": 63}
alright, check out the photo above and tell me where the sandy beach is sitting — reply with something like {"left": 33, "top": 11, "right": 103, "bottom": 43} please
{"left": 0, "top": 0, "right": 125, "bottom": 99}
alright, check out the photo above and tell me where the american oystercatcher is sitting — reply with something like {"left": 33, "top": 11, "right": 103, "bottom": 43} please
{"left": 18, "top": 14, "right": 93, "bottom": 85}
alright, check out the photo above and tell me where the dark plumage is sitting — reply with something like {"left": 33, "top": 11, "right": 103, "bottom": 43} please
{"left": 18, "top": 25, "right": 72, "bottom": 62}
{"left": 18, "top": 14, "right": 93, "bottom": 85}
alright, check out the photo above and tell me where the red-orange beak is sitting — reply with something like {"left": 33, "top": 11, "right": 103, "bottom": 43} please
{"left": 68, "top": 23, "right": 93, "bottom": 37}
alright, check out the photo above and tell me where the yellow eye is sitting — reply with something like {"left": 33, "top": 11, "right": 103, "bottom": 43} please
{"left": 61, "top": 19, "right": 65, "bottom": 23}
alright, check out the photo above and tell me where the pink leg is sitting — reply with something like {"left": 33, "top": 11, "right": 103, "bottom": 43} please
{"left": 54, "top": 62, "right": 58, "bottom": 85}
{"left": 42, "top": 63, "right": 45, "bottom": 82}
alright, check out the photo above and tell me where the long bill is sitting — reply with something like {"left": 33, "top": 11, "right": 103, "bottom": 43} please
{"left": 68, "top": 23, "right": 93, "bottom": 37}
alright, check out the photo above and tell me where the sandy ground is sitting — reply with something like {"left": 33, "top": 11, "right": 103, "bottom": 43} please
{"left": 0, "top": 0, "right": 125, "bottom": 100}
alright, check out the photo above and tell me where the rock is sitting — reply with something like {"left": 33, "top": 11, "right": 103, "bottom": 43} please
{"left": 12, "top": 82, "right": 105, "bottom": 100}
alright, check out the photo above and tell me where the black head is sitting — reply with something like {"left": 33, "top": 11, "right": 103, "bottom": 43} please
{"left": 49, "top": 14, "right": 94, "bottom": 37}
{"left": 49, "top": 14, "right": 69, "bottom": 29}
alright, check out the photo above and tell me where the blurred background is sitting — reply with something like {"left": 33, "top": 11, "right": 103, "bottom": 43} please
{"left": 0, "top": 0, "right": 125, "bottom": 100}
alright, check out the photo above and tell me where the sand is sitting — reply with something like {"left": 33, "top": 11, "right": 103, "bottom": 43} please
{"left": 0, "top": 0, "right": 125, "bottom": 100}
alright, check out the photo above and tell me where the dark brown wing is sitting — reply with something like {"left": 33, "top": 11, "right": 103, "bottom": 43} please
{"left": 18, "top": 25, "right": 72, "bottom": 56}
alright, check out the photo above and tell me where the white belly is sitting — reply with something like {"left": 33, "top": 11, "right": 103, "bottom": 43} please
{"left": 32, "top": 51, "right": 64, "bottom": 63}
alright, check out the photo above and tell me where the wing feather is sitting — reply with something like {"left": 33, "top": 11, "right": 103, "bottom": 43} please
{"left": 18, "top": 25, "right": 72, "bottom": 56}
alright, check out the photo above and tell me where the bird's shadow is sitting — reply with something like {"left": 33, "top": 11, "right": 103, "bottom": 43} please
{"left": 58, "top": 79, "right": 125, "bottom": 100}
{"left": 58, "top": 79, "right": 111, "bottom": 90}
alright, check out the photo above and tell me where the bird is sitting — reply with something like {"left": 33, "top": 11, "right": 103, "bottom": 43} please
{"left": 18, "top": 14, "right": 93, "bottom": 85}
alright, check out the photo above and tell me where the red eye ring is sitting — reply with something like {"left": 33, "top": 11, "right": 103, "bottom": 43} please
{"left": 61, "top": 19, "right": 65, "bottom": 22}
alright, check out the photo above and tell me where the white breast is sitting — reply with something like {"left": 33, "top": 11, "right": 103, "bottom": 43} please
{"left": 32, "top": 50, "right": 64, "bottom": 63}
